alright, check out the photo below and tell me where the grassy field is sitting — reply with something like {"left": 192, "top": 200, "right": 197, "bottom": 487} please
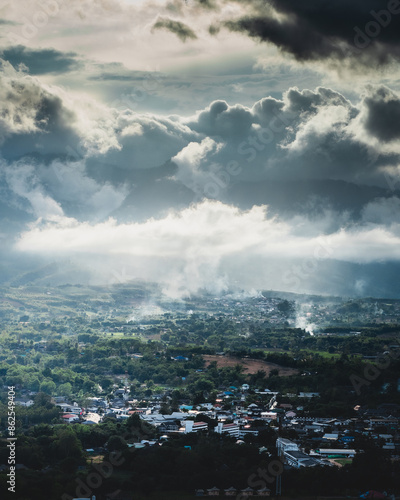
{"left": 331, "top": 458, "right": 353, "bottom": 467}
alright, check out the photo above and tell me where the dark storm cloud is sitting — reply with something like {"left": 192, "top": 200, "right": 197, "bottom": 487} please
{"left": 152, "top": 17, "right": 197, "bottom": 41}
{"left": 0, "top": 46, "right": 82, "bottom": 75}
{"left": 362, "top": 85, "right": 400, "bottom": 142}
{"left": 222, "top": 0, "right": 400, "bottom": 66}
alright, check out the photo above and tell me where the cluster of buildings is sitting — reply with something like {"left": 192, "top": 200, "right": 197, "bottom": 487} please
{"left": 276, "top": 437, "right": 355, "bottom": 468}
{"left": 50, "top": 385, "right": 400, "bottom": 466}
{"left": 195, "top": 486, "right": 271, "bottom": 496}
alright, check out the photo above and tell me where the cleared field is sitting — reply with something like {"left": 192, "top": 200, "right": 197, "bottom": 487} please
{"left": 203, "top": 355, "right": 298, "bottom": 376}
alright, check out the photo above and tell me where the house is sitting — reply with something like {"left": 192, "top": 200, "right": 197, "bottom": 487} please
{"left": 62, "top": 413, "right": 79, "bottom": 423}
{"left": 261, "top": 411, "right": 277, "bottom": 420}
{"left": 224, "top": 487, "right": 237, "bottom": 496}
{"left": 195, "top": 489, "right": 205, "bottom": 496}
{"left": 256, "top": 487, "right": 271, "bottom": 496}
{"left": 240, "top": 487, "right": 254, "bottom": 496}
{"left": 15, "top": 398, "right": 34, "bottom": 407}
{"left": 54, "top": 396, "right": 67, "bottom": 404}
{"left": 57, "top": 403, "right": 81, "bottom": 414}
{"left": 298, "top": 392, "right": 320, "bottom": 398}
{"left": 369, "top": 418, "right": 398, "bottom": 427}
{"left": 322, "top": 433, "right": 339, "bottom": 441}
{"left": 207, "top": 487, "right": 220, "bottom": 496}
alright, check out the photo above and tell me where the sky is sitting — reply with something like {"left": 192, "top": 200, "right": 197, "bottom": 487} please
{"left": 1, "top": 0, "right": 400, "bottom": 298}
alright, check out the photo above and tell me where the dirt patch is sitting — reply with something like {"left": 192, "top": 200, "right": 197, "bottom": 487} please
{"left": 203, "top": 355, "right": 298, "bottom": 376}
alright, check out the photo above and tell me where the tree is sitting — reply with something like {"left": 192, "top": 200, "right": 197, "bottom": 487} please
{"left": 40, "top": 379, "right": 56, "bottom": 395}
{"left": 107, "top": 435, "right": 128, "bottom": 452}
{"left": 57, "top": 382, "right": 72, "bottom": 397}
{"left": 34, "top": 392, "right": 54, "bottom": 409}
{"left": 55, "top": 428, "right": 83, "bottom": 459}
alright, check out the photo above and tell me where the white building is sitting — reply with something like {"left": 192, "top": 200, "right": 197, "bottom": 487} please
{"left": 215, "top": 422, "right": 240, "bottom": 438}
{"left": 276, "top": 438, "right": 299, "bottom": 453}
{"left": 284, "top": 450, "right": 322, "bottom": 468}
{"left": 183, "top": 421, "right": 208, "bottom": 433}
{"left": 261, "top": 411, "right": 277, "bottom": 420}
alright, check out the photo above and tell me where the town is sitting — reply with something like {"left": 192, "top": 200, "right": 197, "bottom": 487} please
{"left": 0, "top": 283, "right": 399, "bottom": 499}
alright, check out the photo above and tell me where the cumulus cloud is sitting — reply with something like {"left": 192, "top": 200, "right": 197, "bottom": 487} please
{"left": 1, "top": 58, "right": 400, "bottom": 219}
{"left": 100, "top": 111, "right": 198, "bottom": 170}
{"left": 176, "top": 85, "right": 400, "bottom": 198}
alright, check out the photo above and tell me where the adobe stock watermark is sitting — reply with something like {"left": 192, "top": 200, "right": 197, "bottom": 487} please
{"left": 354, "top": 0, "right": 400, "bottom": 49}
{"left": 383, "top": 169, "right": 400, "bottom": 192}
{"left": 110, "top": 68, "right": 163, "bottom": 113}
{"left": 61, "top": 449, "right": 125, "bottom": 500}
{"left": 237, "top": 108, "right": 296, "bottom": 164}
{"left": 191, "top": 159, "right": 242, "bottom": 201}
{"left": 7, "top": 0, "right": 63, "bottom": 44}
{"left": 282, "top": 234, "right": 337, "bottom": 292}
{"left": 61, "top": 423, "right": 152, "bottom": 500}
{"left": 350, "top": 340, "right": 400, "bottom": 395}
{"left": 7, "top": 386, "right": 17, "bottom": 494}
{"left": 239, "top": 457, "right": 283, "bottom": 499}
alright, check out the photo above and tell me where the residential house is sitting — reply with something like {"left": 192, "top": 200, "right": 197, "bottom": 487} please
{"left": 15, "top": 398, "right": 34, "bottom": 407}
{"left": 224, "top": 487, "right": 237, "bottom": 496}
{"left": 240, "top": 487, "right": 254, "bottom": 496}
{"left": 256, "top": 487, "right": 271, "bottom": 496}
{"left": 62, "top": 413, "right": 80, "bottom": 423}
